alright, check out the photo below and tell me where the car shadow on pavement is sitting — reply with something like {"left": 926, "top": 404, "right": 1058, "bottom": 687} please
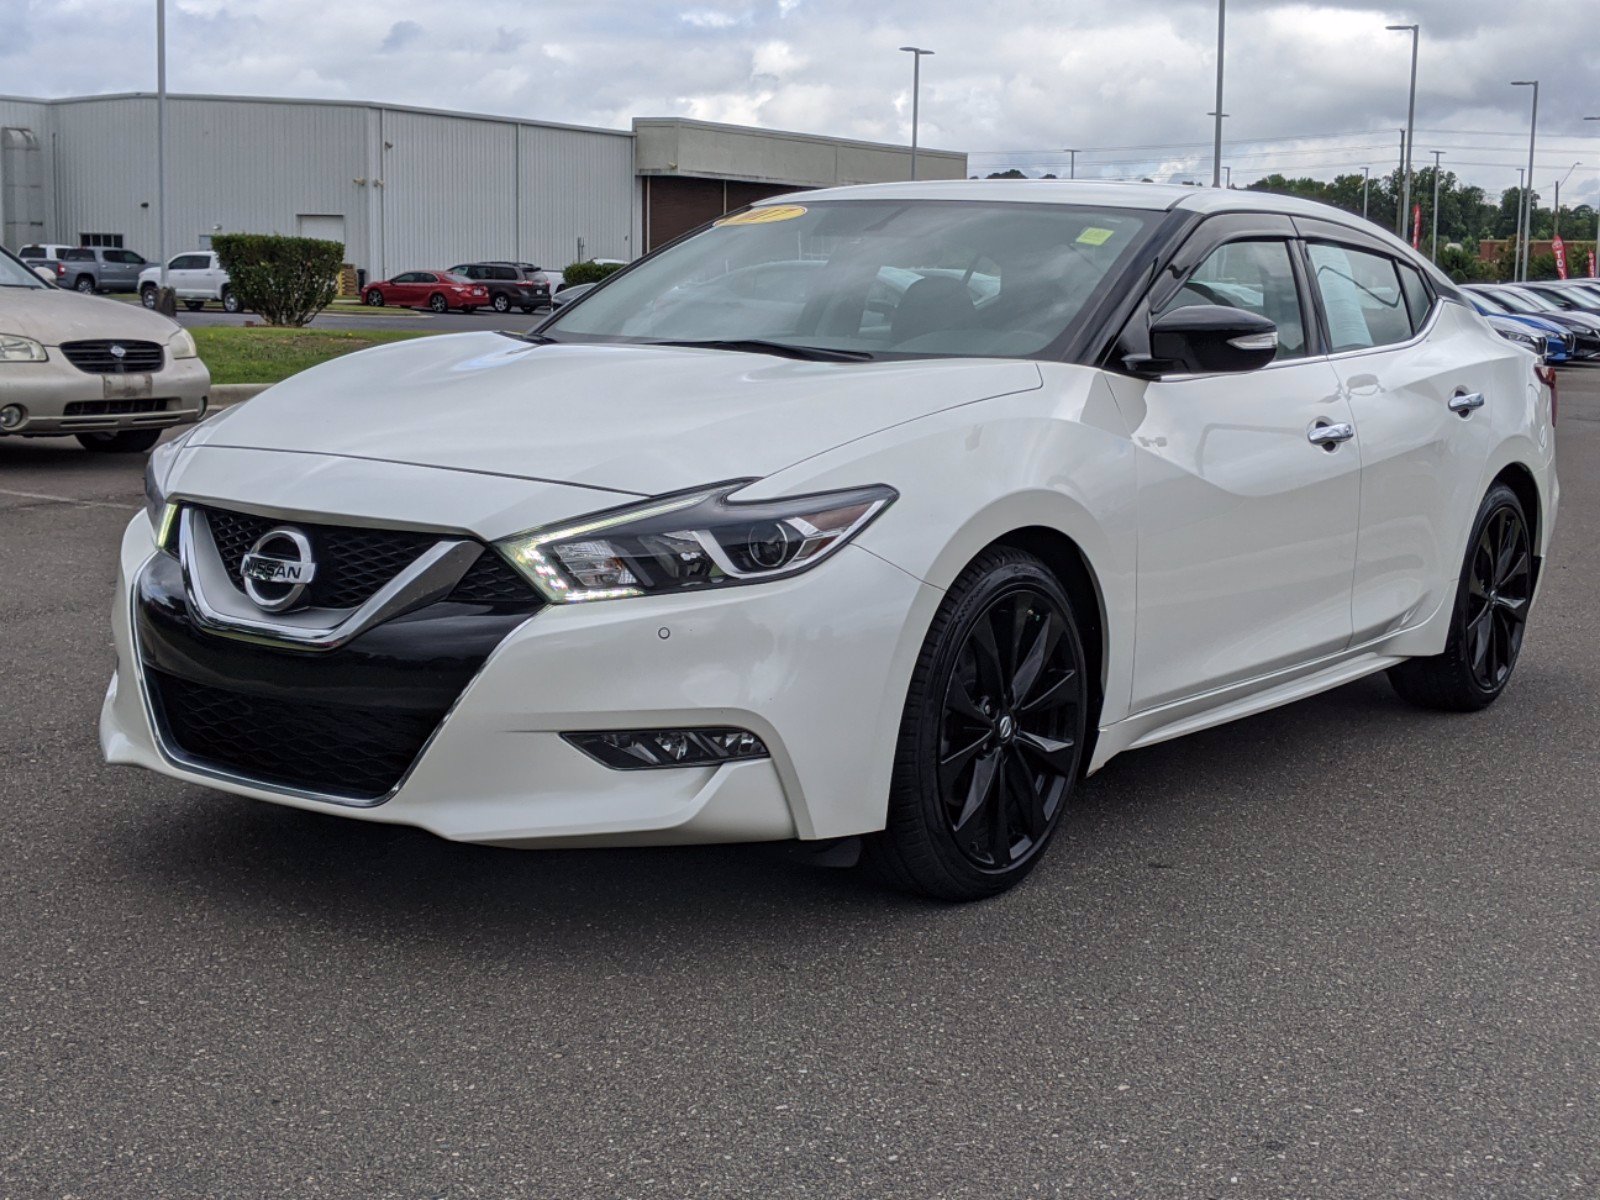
{"left": 110, "top": 666, "right": 1490, "bottom": 954}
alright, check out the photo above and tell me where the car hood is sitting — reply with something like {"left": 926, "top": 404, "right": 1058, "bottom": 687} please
{"left": 189, "top": 332, "right": 1044, "bottom": 495}
{"left": 0, "top": 287, "right": 184, "bottom": 346}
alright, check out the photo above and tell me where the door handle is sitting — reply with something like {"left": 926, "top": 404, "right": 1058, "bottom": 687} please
{"left": 1308, "top": 421, "right": 1355, "bottom": 447}
{"left": 1449, "top": 391, "right": 1485, "bottom": 414}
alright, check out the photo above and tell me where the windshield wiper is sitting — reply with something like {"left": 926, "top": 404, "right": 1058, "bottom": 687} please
{"left": 651, "top": 338, "right": 875, "bottom": 363}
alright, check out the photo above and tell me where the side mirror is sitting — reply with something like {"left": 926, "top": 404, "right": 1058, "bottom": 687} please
{"left": 32, "top": 266, "right": 56, "bottom": 285}
{"left": 1131, "top": 304, "right": 1279, "bottom": 376}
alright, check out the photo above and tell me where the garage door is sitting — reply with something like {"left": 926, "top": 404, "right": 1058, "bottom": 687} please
{"left": 296, "top": 213, "right": 346, "bottom": 250}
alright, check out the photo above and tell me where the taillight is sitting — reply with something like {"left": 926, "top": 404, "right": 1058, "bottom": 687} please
{"left": 1535, "top": 364, "right": 1558, "bottom": 423}
{"left": 55, "top": 262, "right": 65, "bottom": 277}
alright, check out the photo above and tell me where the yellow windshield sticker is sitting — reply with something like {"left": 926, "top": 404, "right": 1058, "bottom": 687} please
{"left": 1076, "top": 227, "right": 1116, "bottom": 246}
{"left": 715, "top": 205, "right": 808, "bottom": 227}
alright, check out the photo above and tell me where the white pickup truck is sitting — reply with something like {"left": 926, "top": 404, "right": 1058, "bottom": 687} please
{"left": 138, "top": 251, "right": 242, "bottom": 313}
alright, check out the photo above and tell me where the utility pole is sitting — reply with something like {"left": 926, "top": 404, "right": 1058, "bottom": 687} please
{"left": 899, "top": 47, "right": 934, "bottom": 181}
{"left": 1388, "top": 24, "right": 1419, "bottom": 243}
{"left": 1396, "top": 128, "right": 1407, "bottom": 235}
{"left": 156, "top": 0, "right": 168, "bottom": 290}
{"left": 1064, "top": 148, "right": 1078, "bottom": 180}
{"left": 1361, "top": 166, "right": 1371, "bottom": 221}
{"left": 1430, "top": 150, "right": 1442, "bottom": 260}
{"left": 1552, "top": 162, "right": 1581, "bottom": 237}
{"left": 1210, "top": 0, "right": 1225, "bottom": 188}
{"left": 1512, "top": 80, "right": 1539, "bottom": 281}
{"left": 1587, "top": 117, "right": 1600, "bottom": 276}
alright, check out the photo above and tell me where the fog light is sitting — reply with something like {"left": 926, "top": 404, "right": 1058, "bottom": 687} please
{"left": 0, "top": 404, "right": 24, "bottom": 429}
{"left": 563, "top": 727, "right": 769, "bottom": 771}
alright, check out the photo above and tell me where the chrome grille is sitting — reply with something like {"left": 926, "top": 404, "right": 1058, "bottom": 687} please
{"left": 59, "top": 339, "right": 164, "bottom": 374}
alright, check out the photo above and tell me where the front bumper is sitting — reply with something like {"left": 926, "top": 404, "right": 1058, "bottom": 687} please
{"left": 0, "top": 355, "right": 209, "bottom": 436}
{"left": 101, "top": 514, "right": 939, "bottom": 847}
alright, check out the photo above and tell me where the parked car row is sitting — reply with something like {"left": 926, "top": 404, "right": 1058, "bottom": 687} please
{"left": 20, "top": 244, "right": 150, "bottom": 294}
{"left": 1468, "top": 279, "right": 1600, "bottom": 364}
{"left": 363, "top": 261, "right": 562, "bottom": 313}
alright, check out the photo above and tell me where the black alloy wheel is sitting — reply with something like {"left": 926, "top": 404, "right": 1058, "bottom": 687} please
{"left": 364, "top": 288, "right": 384, "bottom": 306}
{"left": 492, "top": 293, "right": 512, "bottom": 313}
{"left": 870, "top": 547, "right": 1088, "bottom": 900}
{"left": 140, "top": 286, "right": 158, "bottom": 309}
{"left": 428, "top": 292, "right": 449, "bottom": 313}
{"left": 1390, "top": 482, "right": 1533, "bottom": 711}
{"left": 1462, "top": 503, "right": 1532, "bottom": 692}
{"left": 75, "top": 276, "right": 96, "bottom": 293}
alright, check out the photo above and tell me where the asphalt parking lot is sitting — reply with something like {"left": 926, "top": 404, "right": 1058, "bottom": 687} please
{"left": 1, "top": 371, "right": 1597, "bottom": 1199}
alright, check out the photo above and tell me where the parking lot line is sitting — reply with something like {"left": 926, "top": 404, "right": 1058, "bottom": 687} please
{"left": 0, "top": 486, "right": 138, "bottom": 511}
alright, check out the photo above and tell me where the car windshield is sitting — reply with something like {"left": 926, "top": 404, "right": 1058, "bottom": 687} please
{"left": 542, "top": 199, "right": 1159, "bottom": 360}
{"left": 1469, "top": 291, "right": 1510, "bottom": 315}
{"left": 0, "top": 248, "right": 47, "bottom": 289}
{"left": 1507, "top": 289, "right": 1560, "bottom": 313}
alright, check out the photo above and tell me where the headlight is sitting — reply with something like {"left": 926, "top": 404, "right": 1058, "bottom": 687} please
{"left": 143, "top": 433, "right": 188, "bottom": 549}
{"left": 1501, "top": 329, "right": 1538, "bottom": 351}
{"left": 496, "top": 481, "right": 897, "bottom": 603}
{"left": 167, "top": 328, "right": 198, "bottom": 359}
{"left": 0, "top": 333, "right": 47, "bottom": 362}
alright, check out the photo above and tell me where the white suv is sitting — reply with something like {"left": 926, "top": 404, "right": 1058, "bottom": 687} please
{"left": 139, "top": 251, "right": 241, "bottom": 313}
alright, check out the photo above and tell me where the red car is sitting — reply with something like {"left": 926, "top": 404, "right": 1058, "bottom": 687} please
{"left": 363, "top": 270, "right": 489, "bottom": 313}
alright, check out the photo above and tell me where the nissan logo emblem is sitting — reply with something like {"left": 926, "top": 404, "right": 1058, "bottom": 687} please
{"left": 240, "top": 527, "right": 317, "bottom": 612}
{"left": 109, "top": 343, "right": 127, "bottom": 359}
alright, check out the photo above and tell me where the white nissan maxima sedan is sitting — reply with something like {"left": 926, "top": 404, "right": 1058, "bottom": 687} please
{"left": 104, "top": 182, "right": 1557, "bottom": 900}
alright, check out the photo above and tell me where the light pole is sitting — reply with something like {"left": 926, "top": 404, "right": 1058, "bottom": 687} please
{"left": 1064, "top": 148, "right": 1078, "bottom": 180}
{"left": 1388, "top": 24, "right": 1419, "bottom": 242}
{"left": 1587, "top": 117, "right": 1600, "bottom": 276}
{"left": 1210, "top": 0, "right": 1226, "bottom": 188}
{"left": 1361, "top": 166, "right": 1371, "bottom": 221}
{"left": 1430, "top": 150, "right": 1442, "bottom": 260}
{"left": 1552, "top": 161, "right": 1581, "bottom": 237}
{"left": 1512, "top": 80, "right": 1539, "bottom": 281}
{"left": 156, "top": 0, "right": 168, "bottom": 290}
{"left": 899, "top": 46, "right": 934, "bottom": 181}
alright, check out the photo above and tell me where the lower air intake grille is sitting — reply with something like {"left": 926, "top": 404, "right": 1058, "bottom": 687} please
{"left": 64, "top": 398, "right": 171, "bottom": 416}
{"left": 146, "top": 669, "right": 442, "bottom": 800}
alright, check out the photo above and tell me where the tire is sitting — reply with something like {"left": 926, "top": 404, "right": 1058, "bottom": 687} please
{"left": 866, "top": 547, "right": 1089, "bottom": 901}
{"left": 221, "top": 288, "right": 241, "bottom": 314}
{"left": 75, "top": 276, "right": 96, "bottom": 293}
{"left": 183, "top": 300, "right": 203, "bottom": 312}
{"left": 140, "top": 285, "right": 159, "bottom": 309}
{"left": 364, "top": 289, "right": 385, "bottom": 307}
{"left": 428, "top": 293, "right": 449, "bottom": 313}
{"left": 1388, "top": 482, "right": 1533, "bottom": 712}
{"left": 492, "top": 293, "right": 512, "bottom": 313}
{"left": 75, "top": 429, "right": 162, "bottom": 454}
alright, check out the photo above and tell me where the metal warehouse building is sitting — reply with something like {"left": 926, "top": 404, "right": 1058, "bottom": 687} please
{"left": 0, "top": 93, "right": 965, "bottom": 279}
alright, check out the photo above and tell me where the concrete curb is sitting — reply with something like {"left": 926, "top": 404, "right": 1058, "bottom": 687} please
{"left": 211, "top": 383, "right": 272, "bottom": 407}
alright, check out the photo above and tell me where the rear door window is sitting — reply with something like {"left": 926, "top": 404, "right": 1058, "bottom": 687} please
{"left": 1306, "top": 243, "right": 1414, "bottom": 351}
{"left": 64, "top": 248, "right": 95, "bottom": 261}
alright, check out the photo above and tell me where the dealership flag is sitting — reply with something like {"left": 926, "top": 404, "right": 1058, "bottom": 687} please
{"left": 1412, "top": 204, "right": 1423, "bottom": 249}
{"left": 1590, "top": 250, "right": 1597, "bottom": 278}
{"left": 1554, "top": 236, "right": 1568, "bottom": 280}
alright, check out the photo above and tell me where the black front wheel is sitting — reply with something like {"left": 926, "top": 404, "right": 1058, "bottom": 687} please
{"left": 868, "top": 547, "right": 1088, "bottom": 901}
{"left": 364, "top": 289, "right": 385, "bottom": 307}
{"left": 76, "top": 430, "right": 162, "bottom": 454}
{"left": 1389, "top": 482, "right": 1533, "bottom": 711}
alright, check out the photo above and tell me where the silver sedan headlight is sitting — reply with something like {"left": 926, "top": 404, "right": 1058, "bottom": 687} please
{"left": 167, "top": 328, "right": 199, "bottom": 360}
{"left": 0, "top": 333, "right": 47, "bottom": 362}
{"left": 497, "top": 481, "right": 897, "bottom": 604}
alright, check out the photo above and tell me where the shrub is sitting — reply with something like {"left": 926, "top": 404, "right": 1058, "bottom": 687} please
{"left": 212, "top": 233, "right": 344, "bottom": 327}
{"left": 562, "top": 259, "right": 626, "bottom": 287}
{"left": 1437, "top": 245, "right": 1494, "bottom": 284}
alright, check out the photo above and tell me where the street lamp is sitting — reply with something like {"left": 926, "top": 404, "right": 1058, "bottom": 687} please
{"left": 1552, "top": 161, "right": 1581, "bottom": 237}
{"left": 1512, "top": 80, "right": 1539, "bottom": 281}
{"left": 1211, "top": 0, "right": 1226, "bottom": 188}
{"left": 899, "top": 46, "right": 934, "bottom": 181}
{"left": 1361, "top": 165, "right": 1371, "bottom": 221}
{"left": 156, "top": 0, "right": 168, "bottom": 292}
{"left": 1430, "top": 150, "right": 1443, "bottom": 260}
{"left": 1587, "top": 117, "right": 1600, "bottom": 277}
{"left": 1387, "top": 24, "right": 1419, "bottom": 240}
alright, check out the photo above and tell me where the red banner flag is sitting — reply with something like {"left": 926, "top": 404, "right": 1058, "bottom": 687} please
{"left": 1553, "top": 236, "right": 1568, "bottom": 280}
{"left": 1590, "top": 250, "right": 1597, "bottom": 279}
{"left": 1411, "top": 204, "right": 1423, "bottom": 249}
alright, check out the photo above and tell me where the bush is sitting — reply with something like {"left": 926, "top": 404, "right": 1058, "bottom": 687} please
{"left": 1437, "top": 245, "right": 1495, "bottom": 284}
{"left": 212, "top": 233, "right": 344, "bottom": 327}
{"left": 562, "top": 259, "right": 626, "bottom": 287}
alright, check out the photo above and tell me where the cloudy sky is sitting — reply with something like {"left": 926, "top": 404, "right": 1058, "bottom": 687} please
{"left": 3, "top": 0, "right": 1597, "bottom": 203}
